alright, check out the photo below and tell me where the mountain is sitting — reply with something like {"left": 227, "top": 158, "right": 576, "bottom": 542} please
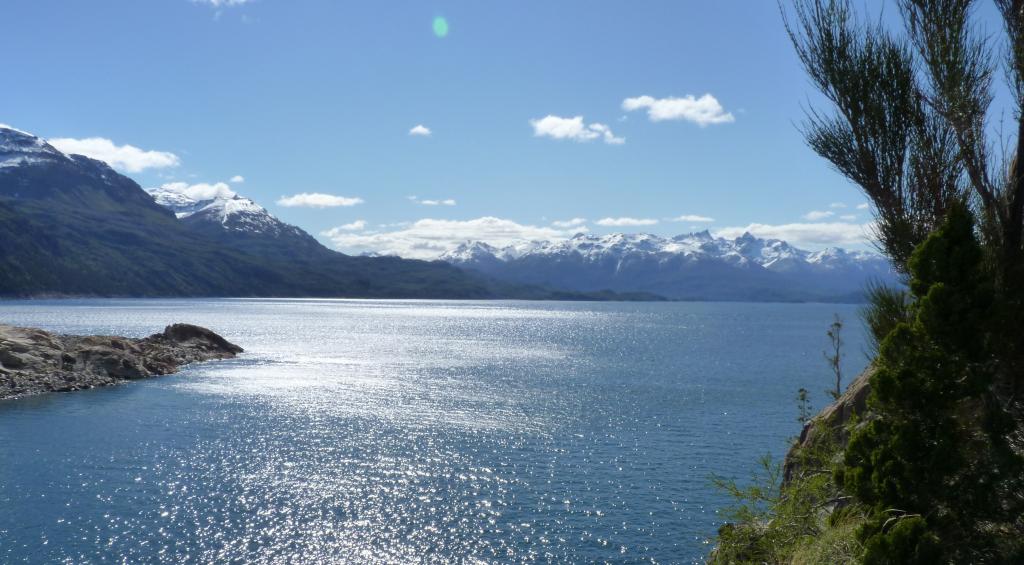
{"left": 0, "top": 125, "right": 500, "bottom": 298}
{"left": 146, "top": 187, "right": 327, "bottom": 258}
{"left": 440, "top": 231, "right": 898, "bottom": 302}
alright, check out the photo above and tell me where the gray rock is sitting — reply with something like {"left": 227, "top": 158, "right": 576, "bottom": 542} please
{"left": 782, "top": 366, "right": 874, "bottom": 485}
{"left": 0, "top": 323, "right": 243, "bottom": 400}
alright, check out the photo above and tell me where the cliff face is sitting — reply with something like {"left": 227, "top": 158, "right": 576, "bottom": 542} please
{"left": 783, "top": 367, "right": 874, "bottom": 485}
{"left": 0, "top": 323, "right": 243, "bottom": 399}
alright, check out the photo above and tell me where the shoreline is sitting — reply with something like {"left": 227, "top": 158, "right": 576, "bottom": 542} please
{"left": 0, "top": 323, "right": 243, "bottom": 400}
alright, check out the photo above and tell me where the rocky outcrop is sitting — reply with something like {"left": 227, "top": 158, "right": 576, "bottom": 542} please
{"left": 0, "top": 323, "right": 243, "bottom": 399}
{"left": 782, "top": 367, "right": 874, "bottom": 484}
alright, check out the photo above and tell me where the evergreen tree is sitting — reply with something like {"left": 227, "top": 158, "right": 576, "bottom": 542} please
{"left": 784, "top": 2, "right": 1024, "bottom": 560}
{"left": 836, "top": 204, "right": 1023, "bottom": 562}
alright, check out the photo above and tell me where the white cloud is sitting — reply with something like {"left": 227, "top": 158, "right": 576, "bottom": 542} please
{"left": 322, "top": 216, "right": 578, "bottom": 259}
{"left": 420, "top": 198, "right": 456, "bottom": 206}
{"left": 587, "top": 123, "right": 625, "bottom": 145}
{"left": 48, "top": 136, "right": 180, "bottom": 173}
{"left": 839, "top": 214, "right": 858, "bottom": 221}
{"left": 336, "top": 220, "right": 367, "bottom": 231}
{"left": 829, "top": 202, "right": 847, "bottom": 209}
{"left": 670, "top": 214, "right": 715, "bottom": 223}
{"left": 530, "top": 115, "right": 624, "bottom": 144}
{"left": 856, "top": 203, "right": 870, "bottom": 210}
{"left": 409, "top": 124, "right": 432, "bottom": 137}
{"left": 156, "top": 181, "right": 235, "bottom": 200}
{"left": 595, "top": 217, "right": 659, "bottom": 227}
{"left": 715, "top": 222, "right": 873, "bottom": 247}
{"left": 802, "top": 210, "right": 835, "bottom": 221}
{"left": 622, "top": 94, "right": 735, "bottom": 127}
{"left": 230, "top": 175, "right": 245, "bottom": 183}
{"left": 551, "top": 217, "right": 587, "bottom": 228}
{"left": 276, "top": 193, "right": 364, "bottom": 208}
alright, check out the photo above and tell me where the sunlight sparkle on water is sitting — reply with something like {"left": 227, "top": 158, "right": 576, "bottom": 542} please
{"left": 0, "top": 299, "right": 869, "bottom": 563}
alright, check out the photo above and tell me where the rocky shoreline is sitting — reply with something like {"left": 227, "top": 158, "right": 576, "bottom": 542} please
{"left": 0, "top": 323, "right": 243, "bottom": 400}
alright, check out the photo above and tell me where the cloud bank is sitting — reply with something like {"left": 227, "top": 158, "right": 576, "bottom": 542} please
{"left": 277, "top": 193, "right": 364, "bottom": 208}
{"left": 551, "top": 218, "right": 587, "bottom": 228}
{"left": 48, "top": 137, "right": 180, "bottom": 173}
{"left": 802, "top": 210, "right": 835, "bottom": 221}
{"left": 156, "top": 181, "right": 235, "bottom": 200}
{"left": 622, "top": 94, "right": 735, "bottom": 127}
{"left": 670, "top": 214, "right": 715, "bottom": 223}
{"left": 595, "top": 217, "right": 659, "bottom": 227}
{"left": 715, "top": 222, "right": 873, "bottom": 247}
{"left": 336, "top": 220, "right": 366, "bottom": 231}
{"left": 322, "top": 216, "right": 579, "bottom": 259}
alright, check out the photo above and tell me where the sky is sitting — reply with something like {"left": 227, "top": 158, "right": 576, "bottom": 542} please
{"left": 0, "top": 0, "right": 1011, "bottom": 258}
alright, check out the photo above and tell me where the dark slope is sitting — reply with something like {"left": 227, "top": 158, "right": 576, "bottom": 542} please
{"left": 0, "top": 129, "right": 494, "bottom": 298}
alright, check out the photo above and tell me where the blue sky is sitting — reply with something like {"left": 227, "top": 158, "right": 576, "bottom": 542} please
{"left": 1, "top": 0, "right": 1010, "bottom": 257}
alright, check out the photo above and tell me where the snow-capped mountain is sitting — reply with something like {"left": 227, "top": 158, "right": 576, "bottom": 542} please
{"left": 1, "top": 126, "right": 163, "bottom": 210}
{"left": 0, "top": 125, "right": 75, "bottom": 169}
{"left": 0, "top": 124, "right": 503, "bottom": 299}
{"left": 146, "top": 187, "right": 308, "bottom": 240}
{"left": 441, "top": 231, "right": 897, "bottom": 302}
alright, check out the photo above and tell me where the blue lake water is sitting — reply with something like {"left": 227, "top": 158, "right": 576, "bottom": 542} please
{"left": 0, "top": 299, "right": 868, "bottom": 563}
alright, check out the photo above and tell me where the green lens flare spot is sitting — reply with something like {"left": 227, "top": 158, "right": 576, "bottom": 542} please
{"left": 433, "top": 16, "right": 449, "bottom": 38}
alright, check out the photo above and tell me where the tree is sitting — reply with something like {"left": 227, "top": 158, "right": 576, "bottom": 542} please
{"left": 797, "top": 387, "right": 814, "bottom": 425}
{"left": 785, "top": 0, "right": 1024, "bottom": 397}
{"left": 823, "top": 315, "right": 844, "bottom": 400}
{"left": 836, "top": 204, "right": 1023, "bottom": 562}
{"left": 784, "top": 1, "right": 1024, "bottom": 561}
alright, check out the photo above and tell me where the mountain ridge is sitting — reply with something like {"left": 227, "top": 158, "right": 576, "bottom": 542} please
{"left": 0, "top": 126, "right": 499, "bottom": 298}
{"left": 0, "top": 125, "right": 658, "bottom": 301}
{"left": 440, "top": 231, "right": 897, "bottom": 302}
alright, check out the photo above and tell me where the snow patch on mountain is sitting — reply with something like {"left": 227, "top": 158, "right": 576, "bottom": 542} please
{"left": 441, "top": 231, "right": 886, "bottom": 273}
{"left": 440, "top": 231, "right": 895, "bottom": 301}
{"left": 0, "top": 126, "right": 74, "bottom": 169}
{"left": 147, "top": 186, "right": 304, "bottom": 238}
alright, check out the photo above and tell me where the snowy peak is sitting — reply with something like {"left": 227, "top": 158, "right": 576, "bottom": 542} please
{"left": 0, "top": 125, "right": 74, "bottom": 170}
{"left": 190, "top": 195, "right": 287, "bottom": 234}
{"left": 146, "top": 187, "right": 304, "bottom": 239}
{"left": 148, "top": 188, "right": 210, "bottom": 218}
{"left": 444, "top": 241, "right": 502, "bottom": 263}
{"left": 440, "top": 231, "right": 889, "bottom": 274}
{"left": 439, "top": 231, "right": 897, "bottom": 302}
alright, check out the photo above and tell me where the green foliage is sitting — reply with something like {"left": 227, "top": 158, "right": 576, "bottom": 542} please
{"left": 775, "top": 2, "right": 1024, "bottom": 562}
{"left": 789, "top": 514, "right": 865, "bottom": 565}
{"left": 860, "top": 282, "right": 911, "bottom": 356}
{"left": 710, "top": 431, "right": 861, "bottom": 564}
{"left": 796, "top": 388, "right": 814, "bottom": 426}
{"left": 835, "top": 204, "right": 1023, "bottom": 562}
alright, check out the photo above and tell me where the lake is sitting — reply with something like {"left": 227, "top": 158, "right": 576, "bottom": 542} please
{"left": 0, "top": 299, "right": 868, "bottom": 563}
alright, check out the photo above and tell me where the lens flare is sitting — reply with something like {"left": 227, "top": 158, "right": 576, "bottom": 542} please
{"left": 432, "top": 16, "right": 449, "bottom": 38}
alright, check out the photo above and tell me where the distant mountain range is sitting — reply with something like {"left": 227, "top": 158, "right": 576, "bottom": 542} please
{"left": 0, "top": 124, "right": 893, "bottom": 302}
{"left": 0, "top": 125, "right": 606, "bottom": 300}
{"left": 440, "top": 232, "right": 898, "bottom": 302}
